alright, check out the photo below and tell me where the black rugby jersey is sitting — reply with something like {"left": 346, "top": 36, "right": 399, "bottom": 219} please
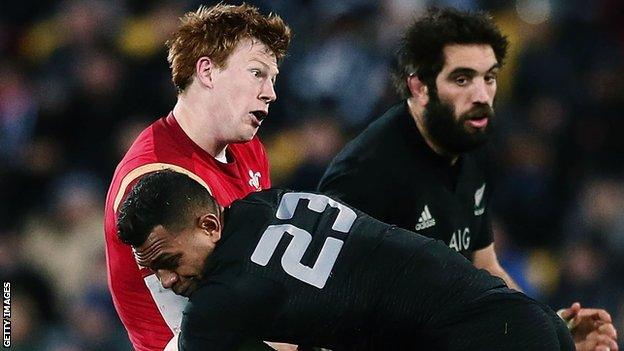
{"left": 178, "top": 189, "right": 522, "bottom": 350}
{"left": 318, "top": 102, "right": 494, "bottom": 257}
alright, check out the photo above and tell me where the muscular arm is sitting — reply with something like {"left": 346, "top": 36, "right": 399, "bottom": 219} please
{"left": 472, "top": 243, "right": 522, "bottom": 291}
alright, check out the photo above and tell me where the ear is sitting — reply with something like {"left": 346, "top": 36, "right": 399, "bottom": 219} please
{"left": 197, "top": 213, "right": 222, "bottom": 243}
{"left": 195, "top": 57, "right": 215, "bottom": 88}
{"left": 407, "top": 75, "right": 429, "bottom": 107}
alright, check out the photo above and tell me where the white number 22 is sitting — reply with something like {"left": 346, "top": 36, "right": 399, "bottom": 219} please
{"left": 250, "top": 193, "right": 356, "bottom": 288}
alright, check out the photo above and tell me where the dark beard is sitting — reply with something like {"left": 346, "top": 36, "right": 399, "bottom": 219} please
{"left": 422, "top": 92, "right": 494, "bottom": 155}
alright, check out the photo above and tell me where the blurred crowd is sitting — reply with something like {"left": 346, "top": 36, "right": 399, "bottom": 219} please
{"left": 1, "top": 0, "right": 623, "bottom": 349}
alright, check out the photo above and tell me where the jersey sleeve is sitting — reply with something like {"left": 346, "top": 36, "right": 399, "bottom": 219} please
{"left": 179, "top": 284, "right": 244, "bottom": 351}
{"left": 471, "top": 208, "right": 494, "bottom": 250}
{"left": 179, "top": 276, "right": 287, "bottom": 351}
{"left": 471, "top": 145, "right": 496, "bottom": 250}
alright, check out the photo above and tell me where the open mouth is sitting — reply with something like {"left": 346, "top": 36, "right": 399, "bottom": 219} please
{"left": 251, "top": 110, "right": 268, "bottom": 124}
{"left": 466, "top": 117, "right": 488, "bottom": 129}
{"left": 464, "top": 110, "right": 491, "bottom": 129}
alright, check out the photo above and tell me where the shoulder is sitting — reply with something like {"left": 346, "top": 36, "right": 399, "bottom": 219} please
{"left": 230, "top": 189, "right": 286, "bottom": 216}
{"left": 116, "top": 116, "right": 192, "bottom": 171}
{"left": 180, "top": 278, "right": 284, "bottom": 350}
{"left": 184, "top": 276, "right": 285, "bottom": 328}
{"left": 341, "top": 103, "right": 407, "bottom": 158}
{"left": 319, "top": 104, "right": 412, "bottom": 206}
{"left": 105, "top": 116, "right": 208, "bottom": 215}
{"left": 321, "top": 103, "right": 408, "bottom": 180}
{"left": 184, "top": 283, "right": 239, "bottom": 324}
{"left": 180, "top": 283, "right": 242, "bottom": 349}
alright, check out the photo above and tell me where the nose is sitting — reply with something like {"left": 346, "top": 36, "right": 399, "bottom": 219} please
{"left": 157, "top": 270, "right": 179, "bottom": 289}
{"left": 259, "top": 79, "right": 277, "bottom": 103}
{"left": 472, "top": 79, "right": 492, "bottom": 105}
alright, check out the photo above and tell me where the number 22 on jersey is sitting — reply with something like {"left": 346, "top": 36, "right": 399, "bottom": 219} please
{"left": 250, "top": 193, "right": 356, "bottom": 289}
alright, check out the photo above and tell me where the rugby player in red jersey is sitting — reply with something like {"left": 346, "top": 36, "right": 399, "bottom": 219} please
{"left": 103, "top": 4, "right": 291, "bottom": 350}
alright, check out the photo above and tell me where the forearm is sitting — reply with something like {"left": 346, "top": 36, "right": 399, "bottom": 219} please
{"left": 472, "top": 244, "right": 522, "bottom": 292}
{"left": 484, "top": 264, "right": 522, "bottom": 292}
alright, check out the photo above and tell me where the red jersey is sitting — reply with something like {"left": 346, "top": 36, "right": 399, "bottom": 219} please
{"left": 104, "top": 113, "right": 271, "bottom": 351}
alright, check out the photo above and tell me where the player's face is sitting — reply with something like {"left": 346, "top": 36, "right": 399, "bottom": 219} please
{"left": 424, "top": 44, "right": 499, "bottom": 154}
{"left": 210, "top": 37, "right": 278, "bottom": 143}
{"left": 134, "top": 224, "right": 216, "bottom": 297}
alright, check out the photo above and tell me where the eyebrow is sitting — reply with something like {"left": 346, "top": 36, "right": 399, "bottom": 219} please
{"left": 448, "top": 63, "right": 500, "bottom": 77}
{"left": 249, "top": 58, "right": 280, "bottom": 76}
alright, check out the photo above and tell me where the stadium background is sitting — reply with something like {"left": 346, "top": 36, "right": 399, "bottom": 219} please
{"left": 1, "top": 0, "right": 623, "bottom": 349}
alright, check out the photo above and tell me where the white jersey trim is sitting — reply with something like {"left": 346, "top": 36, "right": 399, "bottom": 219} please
{"left": 144, "top": 274, "right": 188, "bottom": 335}
{"left": 113, "top": 162, "right": 212, "bottom": 213}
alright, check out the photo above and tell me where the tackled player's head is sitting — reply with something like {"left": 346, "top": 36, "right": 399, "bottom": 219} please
{"left": 167, "top": 3, "right": 291, "bottom": 93}
{"left": 117, "top": 170, "right": 221, "bottom": 297}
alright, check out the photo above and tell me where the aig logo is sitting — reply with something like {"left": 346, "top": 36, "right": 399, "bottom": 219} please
{"left": 449, "top": 227, "right": 470, "bottom": 252}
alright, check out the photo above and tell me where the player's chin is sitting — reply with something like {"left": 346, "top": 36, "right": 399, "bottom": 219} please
{"left": 177, "top": 284, "right": 197, "bottom": 298}
{"left": 463, "top": 123, "right": 490, "bottom": 136}
{"left": 236, "top": 128, "right": 258, "bottom": 142}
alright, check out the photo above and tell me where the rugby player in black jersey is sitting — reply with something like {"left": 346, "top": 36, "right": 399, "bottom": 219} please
{"left": 318, "top": 7, "right": 617, "bottom": 351}
{"left": 117, "top": 170, "right": 574, "bottom": 350}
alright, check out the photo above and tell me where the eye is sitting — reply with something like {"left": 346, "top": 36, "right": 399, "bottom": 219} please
{"left": 251, "top": 69, "right": 262, "bottom": 78}
{"left": 455, "top": 76, "right": 469, "bottom": 86}
{"left": 166, "top": 256, "right": 181, "bottom": 270}
{"left": 485, "top": 74, "right": 497, "bottom": 84}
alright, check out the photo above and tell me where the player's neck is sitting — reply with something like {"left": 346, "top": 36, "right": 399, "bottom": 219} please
{"left": 407, "top": 99, "right": 459, "bottom": 165}
{"left": 173, "top": 95, "right": 228, "bottom": 159}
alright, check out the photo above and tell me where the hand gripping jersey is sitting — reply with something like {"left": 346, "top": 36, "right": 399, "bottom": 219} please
{"left": 179, "top": 190, "right": 573, "bottom": 351}
{"left": 104, "top": 113, "right": 270, "bottom": 351}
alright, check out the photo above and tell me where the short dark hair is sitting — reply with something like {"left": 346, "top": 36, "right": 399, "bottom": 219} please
{"left": 117, "top": 170, "right": 218, "bottom": 247}
{"left": 393, "top": 7, "right": 509, "bottom": 98}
